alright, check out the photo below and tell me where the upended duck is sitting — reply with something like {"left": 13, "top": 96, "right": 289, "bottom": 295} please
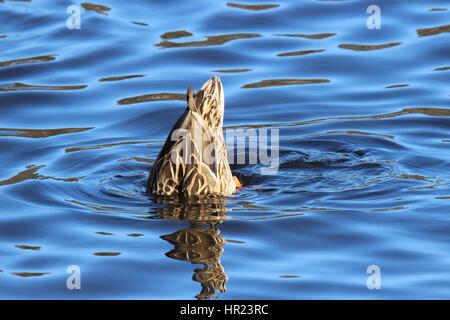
{"left": 147, "top": 76, "right": 240, "bottom": 197}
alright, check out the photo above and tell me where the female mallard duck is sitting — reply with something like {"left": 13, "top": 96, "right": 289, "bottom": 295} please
{"left": 148, "top": 76, "right": 240, "bottom": 197}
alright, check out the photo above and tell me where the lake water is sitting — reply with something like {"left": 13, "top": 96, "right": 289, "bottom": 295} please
{"left": 0, "top": 0, "right": 449, "bottom": 299}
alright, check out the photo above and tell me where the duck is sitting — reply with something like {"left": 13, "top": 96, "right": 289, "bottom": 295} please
{"left": 147, "top": 76, "right": 241, "bottom": 197}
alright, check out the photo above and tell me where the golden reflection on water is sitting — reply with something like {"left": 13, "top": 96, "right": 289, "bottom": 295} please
{"left": 0, "top": 127, "right": 92, "bottom": 138}
{"left": 417, "top": 24, "right": 450, "bottom": 37}
{"left": 11, "top": 272, "right": 49, "bottom": 278}
{"left": 160, "top": 30, "right": 193, "bottom": 40}
{"left": 155, "top": 197, "right": 228, "bottom": 299}
{"left": 0, "top": 55, "right": 56, "bottom": 68}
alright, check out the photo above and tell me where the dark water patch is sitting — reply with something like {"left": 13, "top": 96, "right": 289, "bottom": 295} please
{"left": 228, "top": 108, "right": 450, "bottom": 129}
{"left": 0, "top": 55, "right": 56, "bottom": 68}
{"left": 211, "top": 68, "right": 252, "bottom": 73}
{"left": 417, "top": 24, "right": 450, "bottom": 37}
{"left": 11, "top": 272, "right": 49, "bottom": 278}
{"left": 226, "top": 239, "right": 245, "bottom": 244}
{"left": 118, "top": 93, "right": 185, "bottom": 105}
{"left": 95, "top": 231, "right": 114, "bottom": 236}
{"left": 277, "top": 49, "right": 325, "bottom": 57}
{"left": 93, "top": 252, "right": 121, "bottom": 256}
{"left": 98, "top": 74, "right": 144, "bottom": 82}
{"left": 0, "top": 35, "right": 6, "bottom": 39}
{"left": 131, "top": 21, "right": 149, "bottom": 27}
{"left": 434, "top": 66, "right": 450, "bottom": 71}
{"left": 81, "top": 2, "right": 111, "bottom": 14}
{"left": 15, "top": 245, "right": 41, "bottom": 251}
{"left": 227, "top": 2, "right": 280, "bottom": 11}
{"left": 279, "top": 275, "right": 302, "bottom": 278}
{"left": 339, "top": 42, "right": 401, "bottom": 51}
{"left": 436, "top": 196, "right": 450, "bottom": 200}
{"left": 65, "top": 141, "right": 152, "bottom": 153}
{"left": 160, "top": 30, "right": 193, "bottom": 39}
{"left": 371, "top": 206, "right": 407, "bottom": 212}
{"left": 429, "top": 8, "right": 447, "bottom": 12}
{"left": 0, "top": 83, "right": 87, "bottom": 92}
{"left": 0, "top": 127, "right": 92, "bottom": 138}
{"left": 127, "top": 233, "right": 144, "bottom": 237}
{"left": 242, "top": 79, "right": 330, "bottom": 89}
{"left": 399, "top": 173, "right": 433, "bottom": 183}
{"left": 155, "top": 33, "right": 261, "bottom": 48}
{"left": 385, "top": 84, "right": 410, "bottom": 89}
{"left": 276, "top": 33, "right": 336, "bottom": 39}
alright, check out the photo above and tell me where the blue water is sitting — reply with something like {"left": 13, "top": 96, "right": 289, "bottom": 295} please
{"left": 0, "top": 0, "right": 449, "bottom": 299}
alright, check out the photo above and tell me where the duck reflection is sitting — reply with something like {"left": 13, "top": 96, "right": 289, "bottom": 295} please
{"left": 155, "top": 196, "right": 228, "bottom": 299}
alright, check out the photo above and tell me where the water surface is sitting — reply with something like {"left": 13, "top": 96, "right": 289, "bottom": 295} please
{"left": 0, "top": 0, "right": 450, "bottom": 299}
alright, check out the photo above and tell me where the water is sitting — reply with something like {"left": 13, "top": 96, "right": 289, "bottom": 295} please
{"left": 0, "top": 0, "right": 449, "bottom": 299}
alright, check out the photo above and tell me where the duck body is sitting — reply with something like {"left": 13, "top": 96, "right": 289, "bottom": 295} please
{"left": 147, "top": 76, "right": 236, "bottom": 197}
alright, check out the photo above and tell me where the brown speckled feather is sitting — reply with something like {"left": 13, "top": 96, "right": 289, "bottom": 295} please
{"left": 148, "top": 76, "right": 236, "bottom": 196}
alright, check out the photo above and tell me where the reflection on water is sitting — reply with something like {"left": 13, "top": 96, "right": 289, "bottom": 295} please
{"left": 0, "top": 127, "right": 92, "bottom": 138}
{"left": 0, "top": 83, "right": 87, "bottom": 92}
{"left": 0, "top": 164, "right": 83, "bottom": 186}
{"left": 211, "top": 68, "right": 252, "bottom": 73}
{"left": 98, "top": 74, "right": 145, "bottom": 82}
{"left": 156, "top": 33, "right": 261, "bottom": 48}
{"left": 277, "top": 49, "right": 325, "bottom": 57}
{"left": 1, "top": 0, "right": 450, "bottom": 300}
{"left": 417, "top": 23, "right": 450, "bottom": 37}
{"left": 338, "top": 42, "right": 401, "bottom": 51}
{"left": 242, "top": 78, "right": 330, "bottom": 88}
{"left": 156, "top": 197, "right": 227, "bottom": 299}
{"left": 118, "top": 93, "right": 185, "bottom": 105}
{"left": 0, "top": 55, "right": 56, "bottom": 68}
{"left": 227, "top": 2, "right": 280, "bottom": 11}
{"left": 160, "top": 30, "right": 193, "bottom": 40}
{"left": 81, "top": 2, "right": 111, "bottom": 14}
{"left": 276, "top": 33, "right": 336, "bottom": 39}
